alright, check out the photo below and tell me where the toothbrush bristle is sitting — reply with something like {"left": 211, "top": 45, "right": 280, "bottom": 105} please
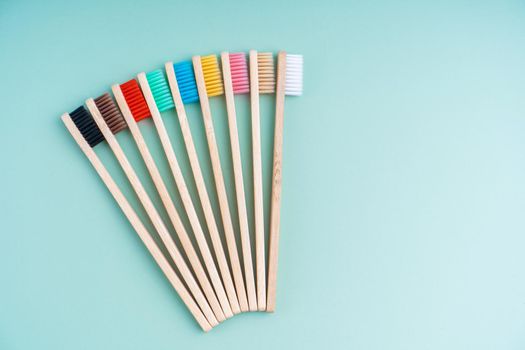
{"left": 201, "top": 55, "right": 224, "bottom": 97}
{"left": 285, "top": 54, "right": 303, "bottom": 96}
{"left": 70, "top": 106, "right": 105, "bottom": 147}
{"left": 146, "top": 69, "right": 174, "bottom": 112}
{"left": 94, "top": 93, "right": 127, "bottom": 134}
{"left": 257, "top": 52, "right": 275, "bottom": 94}
{"left": 174, "top": 61, "right": 199, "bottom": 104}
{"left": 120, "top": 79, "right": 151, "bottom": 122}
{"left": 229, "top": 53, "right": 249, "bottom": 94}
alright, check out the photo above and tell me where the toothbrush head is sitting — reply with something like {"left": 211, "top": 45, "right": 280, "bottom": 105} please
{"left": 146, "top": 69, "right": 175, "bottom": 112}
{"left": 120, "top": 79, "right": 151, "bottom": 122}
{"left": 173, "top": 61, "right": 199, "bottom": 104}
{"left": 229, "top": 52, "right": 249, "bottom": 94}
{"left": 69, "top": 106, "right": 105, "bottom": 147}
{"left": 201, "top": 55, "right": 224, "bottom": 97}
{"left": 285, "top": 54, "right": 303, "bottom": 96}
{"left": 257, "top": 52, "right": 275, "bottom": 94}
{"left": 94, "top": 93, "right": 127, "bottom": 134}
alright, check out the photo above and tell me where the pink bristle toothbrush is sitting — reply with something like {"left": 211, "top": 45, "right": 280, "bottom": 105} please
{"left": 266, "top": 51, "right": 304, "bottom": 312}
{"left": 220, "top": 52, "right": 258, "bottom": 312}
{"left": 62, "top": 107, "right": 215, "bottom": 331}
{"left": 193, "top": 54, "right": 258, "bottom": 311}
{"left": 165, "top": 60, "right": 246, "bottom": 313}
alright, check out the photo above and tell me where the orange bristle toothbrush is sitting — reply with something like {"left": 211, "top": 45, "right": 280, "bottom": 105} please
{"left": 62, "top": 107, "right": 214, "bottom": 331}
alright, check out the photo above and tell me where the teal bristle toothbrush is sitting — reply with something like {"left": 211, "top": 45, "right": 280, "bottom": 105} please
{"left": 266, "top": 51, "right": 304, "bottom": 312}
{"left": 108, "top": 81, "right": 230, "bottom": 321}
{"left": 61, "top": 106, "right": 215, "bottom": 331}
{"left": 219, "top": 52, "right": 259, "bottom": 312}
{"left": 193, "top": 54, "right": 258, "bottom": 311}
{"left": 165, "top": 60, "right": 247, "bottom": 313}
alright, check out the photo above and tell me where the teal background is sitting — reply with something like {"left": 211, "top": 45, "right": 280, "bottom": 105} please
{"left": 1, "top": 0, "right": 525, "bottom": 348}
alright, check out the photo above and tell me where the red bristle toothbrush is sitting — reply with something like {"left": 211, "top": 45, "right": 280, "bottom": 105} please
{"left": 165, "top": 60, "right": 246, "bottom": 313}
{"left": 83, "top": 98, "right": 222, "bottom": 325}
{"left": 193, "top": 54, "right": 258, "bottom": 311}
{"left": 219, "top": 52, "right": 258, "bottom": 312}
{"left": 61, "top": 108, "right": 214, "bottom": 331}
{"left": 107, "top": 82, "right": 231, "bottom": 321}
{"left": 133, "top": 72, "right": 235, "bottom": 318}
{"left": 266, "top": 51, "right": 304, "bottom": 312}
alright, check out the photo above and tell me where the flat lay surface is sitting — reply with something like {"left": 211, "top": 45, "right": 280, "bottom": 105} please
{"left": 1, "top": 0, "right": 525, "bottom": 348}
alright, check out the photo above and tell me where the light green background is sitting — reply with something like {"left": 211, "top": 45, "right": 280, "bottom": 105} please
{"left": 1, "top": 0, "right": 525, "bottom": 349}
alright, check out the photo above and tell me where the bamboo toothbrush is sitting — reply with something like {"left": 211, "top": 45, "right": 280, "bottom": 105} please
{"left": 165, "top": 60, "right": 246, "bottom": 313}
{"left": 132, "top": 71, "right": 235, "bottom": 318}
{"left": 62, "top": 107, "right": 215, "bottom": 331}
{"left": 193, "top": 54, "right": 258, "bottom": 311}
{"left": 83, "top": 99, "right": 222, "bottom": 324}
{"left": 266, "top": 52, "right": 304, "bottom": 312}
{"left": 102, "top": 85, "right": 231, "bottom": 322}
{"left": 219, "top": 52, "right": 258, "bottom": 312}
{"left": 248, "top": 51, "right": 275, "bottom": 310}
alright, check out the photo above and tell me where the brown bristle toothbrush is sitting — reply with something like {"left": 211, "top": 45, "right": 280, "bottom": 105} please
{"left": 193, "top": 54, "right": 258, "bottom": 311}
{"left": 61, "top": 107, "right": 214, "bottom": 331}
{"left": 266, "top": 51, "right": 304, "bottom": 312}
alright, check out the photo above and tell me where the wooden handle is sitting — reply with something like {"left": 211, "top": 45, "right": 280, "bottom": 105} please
{"left": 266, "top": 51, "right": 287, "bottom": 312}
{"left": 85, "top": 99, "right": 219, "bottom": 326}
{"left": 249, "top": 50, "right": 267, "bottom": 311}
{"left": 193, "top": 55, "right": 249, "bottom": 312}
{"left": 221, "top": 52, "right": 258, "bottom": 311}
{"left": 112, "top": 84, "right": 231, "bottom": 321}
{"left": 62, "top": 114, "right": 213, "bottom": 331}
{"left": 135, "top": 75, "right": 233, "bottom": 319}
{"left": 165, "top": 62, "right": 243, "bottom": 313}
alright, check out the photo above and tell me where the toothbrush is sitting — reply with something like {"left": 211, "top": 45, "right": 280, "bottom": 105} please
{"left": 107, "top": 83, "right": 231, "bottom": 322}
{"left": 266, "top": 52, "right": 303, "bottom": 311}
{"left": 165, "top": 60, "right": 246, "bottom": 313}
{"left": 83, "top": 99, "right": 220, "bottom": 325}
{"left": 133, "top": 71, "right": 236, "bottom": 318}
{"left": 193, "top": 54, "right": 258, "bottom": 311}
{"left": 62, "top": 107, "right": 215, "bottom": 331}
{"left": 248, "top": 50, "right": 276, "bottom": 310}
{"left": 220, "top": 52, "right": 258, "bottom": 312}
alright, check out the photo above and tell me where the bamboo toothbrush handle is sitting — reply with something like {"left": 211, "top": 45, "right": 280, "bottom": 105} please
{"left": 112, "top": 84, "right": 230, "bottom": 321}
{"left": 249, "top": 50, "right": 267, "bottom": 311}
{"left": 62, "top": 114, "right": 212, "bottom": 332}
{"left": 86, "top": 100, "right": 219, "bottom": 326}
{"left": 267, "top": 51, "right": 287, "bottom": 312}
{"left": 192, "top": 55, "right": 249, "bottom": 312}
{"left": 165, "top": 62, "right": 244, "bottom": 313}
{"left": 221, "top": 52, "right": 258, "bottom": 311}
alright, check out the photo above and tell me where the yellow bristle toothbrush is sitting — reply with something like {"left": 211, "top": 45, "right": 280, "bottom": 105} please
{"left": 107, "top": 82, "right": 231, "bottom": 321}
{"left": 266, "top": 51, "right": 304, "bottom": 312}
{"left": 62, "top": 106, "right": 216, "bottom": 331}
{"left": 129, "top": 72, "right": 235, "bottom": 319}
{"left": 193, "top": 54, "right": 258, "bottom": 311}
{"left": 165, "top": 60, "right": 246, "bottom": 313}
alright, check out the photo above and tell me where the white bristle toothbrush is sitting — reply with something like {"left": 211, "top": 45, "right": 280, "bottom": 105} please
{"left": 133, "top": 72, "right": 235, "bottom": 319}
{"left": 266, "top": 51, "right": 303, "bottom": 312}
{"left": 220, "top": 51, "right": 258, "bottom": 312}
{"left": 193, "top": 54, "right": 258, "bottom": 311}
{"left": 109, "top": 82, "right": 232, "bottom": 321}
{"left": 63, "top": 106, "right": 216, "bottom": 330}
{"left": 165, "top": 60, "right": 246, "bottom": 313}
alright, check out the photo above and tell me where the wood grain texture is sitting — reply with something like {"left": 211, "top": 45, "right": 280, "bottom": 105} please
{"left": 112, "top": 84, "right": 233, "bottom": 321}
{"left": 249, "top": 50, "right": 267, "bottom": 311}
{"left": 221, "top": 52, "right": 258, "bottom": 311}
{"left": 192, "top": 55, "right": 250, "bottom": 312}
{"left": 165, "top": 62, "right": 243, "bottom": 313}
{"left": 135, "top": 74, "right": 233, "bottom": 319}
{"left": 266, "top": 51, "right": 287, "bottom": 312}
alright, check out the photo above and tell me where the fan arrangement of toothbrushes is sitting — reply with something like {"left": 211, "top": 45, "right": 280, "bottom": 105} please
{"left": 61, "top": 50, "right": 303, "bottom": 331}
